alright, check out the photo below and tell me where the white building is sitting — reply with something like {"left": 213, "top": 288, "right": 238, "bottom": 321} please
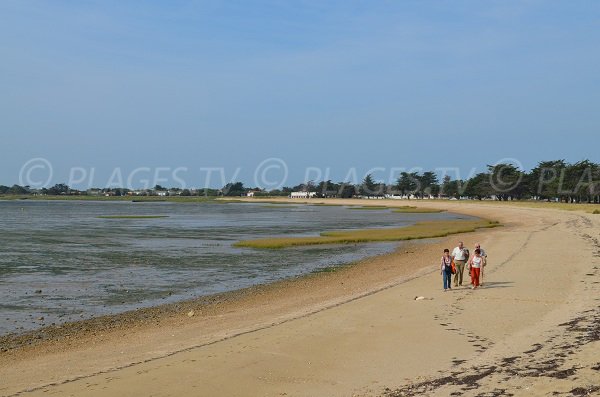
{"left": 290, "top": 191, "right": 317, "bottom": 199}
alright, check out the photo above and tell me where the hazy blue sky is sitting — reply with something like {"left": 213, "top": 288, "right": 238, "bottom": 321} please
{"left": 1, "top": 1, "right": 599, "bottom": 189}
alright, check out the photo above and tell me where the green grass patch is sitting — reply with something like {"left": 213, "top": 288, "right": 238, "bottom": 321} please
{"left": 234, "top": 218, "right": 500, "bottom": 249}
{"left": 392, "top": 206, "right": 445, "bottom": 213}
{"left": 259, "top": 201, "right": 300, "bottom": 205}
{"left": 348, "top": 206, "right": 390, "bottom": 210}
{"left": 96, "top": 215, "right": 169, "bottom": 219}
{"left": 593, "top": 209, "right": 600, "bottom": 214}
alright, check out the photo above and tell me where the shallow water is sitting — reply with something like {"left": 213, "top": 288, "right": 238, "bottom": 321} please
{"left": 0, "top": 200, "right": 471, "bottom": 334}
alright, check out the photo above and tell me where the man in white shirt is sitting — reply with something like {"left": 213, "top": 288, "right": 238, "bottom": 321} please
{"left": 451, "top": 241, "right": 469, "bottom": 287}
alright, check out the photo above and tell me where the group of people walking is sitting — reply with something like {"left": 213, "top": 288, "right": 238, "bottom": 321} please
{"left": 440, "top": 241, "right": 487, "bottom": 291}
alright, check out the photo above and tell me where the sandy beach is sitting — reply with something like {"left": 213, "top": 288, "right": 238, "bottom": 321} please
{"left": 1, "top": 199, "right": 599, "bottom": 397}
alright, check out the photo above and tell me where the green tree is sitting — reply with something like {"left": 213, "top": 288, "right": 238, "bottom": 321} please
{"left": 528, "top": 160, "right": 567, "bottom": 200}
{"left": 264, "top": 189, "right": 288, "bottom": 197}
{"left": 316, "top": 180, "right": 341, "bottom": 197}
{"left": 440, "top": 175, "right": 461, "bottom": 199}
{"left": 292, "top": 183, "right": 309, "bottom": 192}
{"left": 487, "top": 164, "right": 526, "bottom": 200}
{"left": 464, "top": 173, "right": 490, "bottom": 199}
{"left": 198, "top": 188, "right": 220, "bottom": 197}
{"left": 561, "top": 160, "right": 597, "bottom": 203}
{"left": 396, "top": 172, "right": 420, "bottom": 196}
{"left": 7, "top": 184, "right": 29, "bottom": 195}
{"left": 339, "top": 183, "right": 357, "bottom": 198}
{"left": 419, "top": 171, "right": 439, "bottom": 197}
{"left": 360, "top": 174, "right": 381, "bottom": 196}
{"left": 222, "top": 182, "right": 245, "bottom": 196}
{"left": 47, "top": 183, "right": 70, "bottom": 195}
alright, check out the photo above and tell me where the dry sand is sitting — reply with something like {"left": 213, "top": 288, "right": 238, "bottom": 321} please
{"left": 1, "top": 199, "right": 599, "bottom": 396}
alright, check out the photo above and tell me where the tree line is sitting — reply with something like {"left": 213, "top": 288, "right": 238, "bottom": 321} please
{"left": 226, "top": 160, "right": 600, "bottom": 203}
{"left": 2, "top": 160, "right": 599, "bottom": 203}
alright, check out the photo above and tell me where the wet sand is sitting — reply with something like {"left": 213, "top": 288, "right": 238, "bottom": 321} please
{"left": 1, "top": 199, "right": 598, "bottom": 396}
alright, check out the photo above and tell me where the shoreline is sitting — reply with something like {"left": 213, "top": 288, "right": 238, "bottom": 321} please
{"left": 0, "top": 241, "right": 412, "bottom": 351}
{"left": 1, "top": 199, "right": 598, "bottom": 396}
{"left": 0, "top": 226, "right": 473, "bottom": 354}
{"left": 0, "top": 199, "right": 505, "bottom": 395}
{"left": 0, "top": 234, "right": 474, "bottom": 396}
{"left": 0, "top": 200, "right": 494, "bottom": 345}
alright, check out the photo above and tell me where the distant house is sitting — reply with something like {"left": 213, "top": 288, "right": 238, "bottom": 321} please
{"left": 87, "top": 188, "right": 102, "bottom": 196}
{"left": 385, "top": 194, "right": 418, "bottom": 200}
{"left": 363, "top": 195, "right": 385, "bottom": 199}
{"left": 155, "top": 190, "right": 167, "bottom": 197}
{"left": 290, "top": 191, "right": 317, "bottom": 199}
{"left": 246, "top": 189, "right": 262, "bottom": 197}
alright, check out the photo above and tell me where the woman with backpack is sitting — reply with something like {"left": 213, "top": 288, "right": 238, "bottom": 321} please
{"left": 441, "top": 248, "right": 453, "bottom": 291}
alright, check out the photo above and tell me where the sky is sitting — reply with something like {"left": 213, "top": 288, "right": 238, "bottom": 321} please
{"left": 1, "top": 1, "right": 599, "bottom": 190}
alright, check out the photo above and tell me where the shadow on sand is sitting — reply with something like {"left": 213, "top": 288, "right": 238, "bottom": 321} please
{"left": 479, "top": 281, "right": 514, "bottom": 289}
